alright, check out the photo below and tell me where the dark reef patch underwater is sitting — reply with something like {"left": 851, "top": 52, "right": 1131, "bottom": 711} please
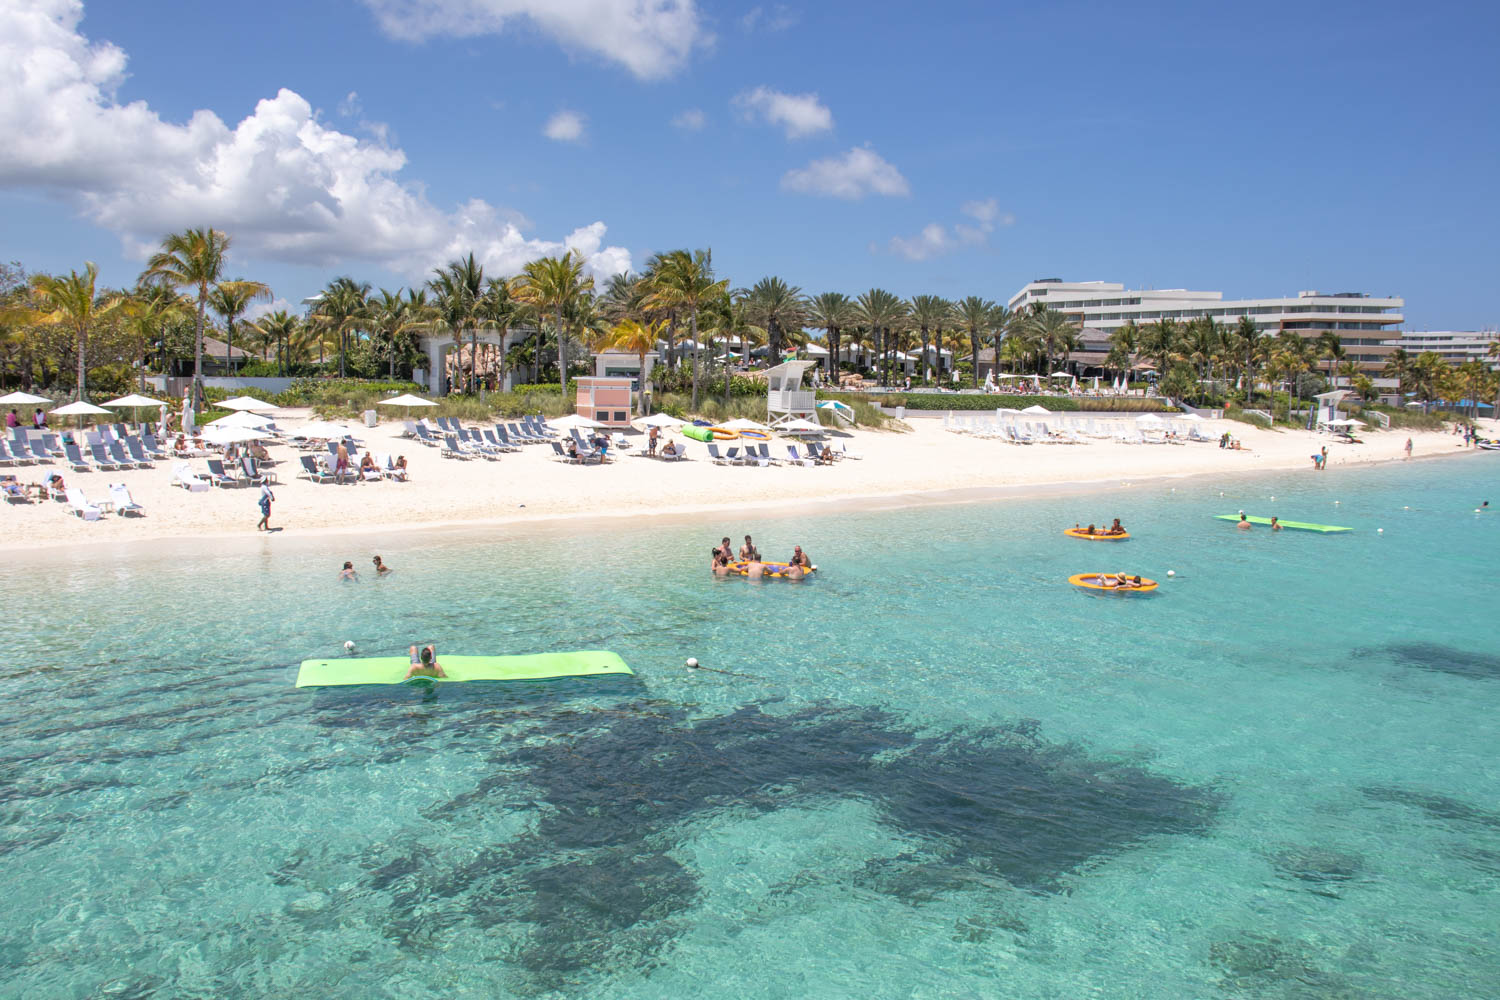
{"left": 337, "top": 700, "right": 1222, "bottom": 993}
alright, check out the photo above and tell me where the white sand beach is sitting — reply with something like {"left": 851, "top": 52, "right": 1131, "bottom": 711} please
{"left": 1, "top": 413, "right": 1491, "bottom": 552}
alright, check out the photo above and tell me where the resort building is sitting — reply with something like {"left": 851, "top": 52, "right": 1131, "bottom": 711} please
{"left": 1005, "top": 280, "right": 1405, "bottom": 379}
{"left": 1394, "top": 330, "right": 1498, "bottom": 369}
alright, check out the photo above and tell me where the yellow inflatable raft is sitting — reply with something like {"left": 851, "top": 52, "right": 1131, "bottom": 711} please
{"left": 727, "top": 561, "right": 816, "bottom": 578}
{"left": 1069, "top": 572, "right": 1158, "bottom": 593}
{"left": 1063, "top": 528, "right": 1130, "bottom": 541}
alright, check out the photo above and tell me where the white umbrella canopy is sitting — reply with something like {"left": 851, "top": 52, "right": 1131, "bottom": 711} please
{"left": 0, "top": 391, "right": 52, "bottom": 406}
{"left": 218, "top": 395, "right": 280, "bottom": 412}
{"left": 778, "top": 417, "right": 824, "bottom": 434}
{"left": 51, "top": 401, "right": 112, "bottom": 416}
{"left": 1136, "top": 413, "right": 1165, "bottom": 425}
{"left": 208, "top": 410, "right": 274, "bottom": 429}
{"left": 1177, "top": 412, "right": 1204, "bottom": 422}
{"left": 202, "top": 426, "right": 269, "bottom": 445}
{"left": 817, "top": 400, "right": 856, "bottom": 425}
{"left": 296, "top": 420, "right": 357, "bottom": 439}
{"left": 549, "top": 413, "right": 605, "bottom": 430}
{"left": 721, "top": 417, "right": 769, "bottom": 430}
{"left": 1021, "top": 404, "right": 1051, "bottom": 415}
{"left": 377, "top": 393, "right": 437, "bottom": 408}
{"left": 632, "top": 412, "right": 686, "bottom": 429}
{"left": 102, "top": 393, "right": 165, "bottom": 408}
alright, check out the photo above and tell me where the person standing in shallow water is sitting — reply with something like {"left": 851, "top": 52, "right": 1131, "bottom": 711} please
{"left": 1404, "top": 438, "right": 1413, "bottom": 460}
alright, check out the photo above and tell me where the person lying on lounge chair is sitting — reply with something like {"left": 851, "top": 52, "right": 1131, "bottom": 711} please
{"left": 405, "top": 644, "right": 446, "bottom": 680}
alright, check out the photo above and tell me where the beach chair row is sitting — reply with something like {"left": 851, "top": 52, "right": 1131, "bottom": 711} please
{"left": 292, "top": 453, "right": 408, "bottom": 485}
{"left": 405, "top": 417, "right": 555, "bottom": 449}
{"left": 170, "top": 456, "right": 276, "bottom": 491}
{"left": 3, "top": 431, "right": 170, "bottom": 471}
{"left": 57, "top": 483, "right": 145, "bottom": 521}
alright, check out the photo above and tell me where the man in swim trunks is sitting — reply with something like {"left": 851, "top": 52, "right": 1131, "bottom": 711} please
{"left": 648, "top": 425, "right": 659, "bottom": 455}
{"left": 789, "top": 545, "right": 810, "bottom": 569}
{"left": 405, "top": 644, "right": 446, "bottom": 680}
{"left": 716, "top": 536, "right": 735, "bottom": 562}
{"left": 739, "top": 535, "right": 760, "bottom": 561}
{"left": 1236, "top": 514, "right": 1252, "bottom": 530}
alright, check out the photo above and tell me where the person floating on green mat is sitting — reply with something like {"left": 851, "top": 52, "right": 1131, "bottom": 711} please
{"left": 405, "top": 644, "right": 446, "bottom": 680}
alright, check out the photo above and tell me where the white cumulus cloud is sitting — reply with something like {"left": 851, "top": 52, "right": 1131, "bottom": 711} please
{"left": 543, "top": 109, "right": 586, "bottom": 142}
{"left": 781, "top": 146, "right": 908, "bottom": 199}
{"left": 887, "top": 197, "right": 1015, "bottom": 260}
{"left": 732, "top": 86, "right": 832, "bottom": 139}
{"left": 359, "top": 0, "right": 710, "bottom": 80}
{"left": 671, "top": 107, "right": 706, "bottom": 130}
{"left": 0, "top": 0, "right": 632, "bottom": 283}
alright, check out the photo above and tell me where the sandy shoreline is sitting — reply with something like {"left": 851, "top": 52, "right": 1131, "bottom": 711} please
{"left": 3, "top": 411, "right": 1492, "bottom": 556}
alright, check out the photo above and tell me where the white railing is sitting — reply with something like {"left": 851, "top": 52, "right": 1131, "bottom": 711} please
{"left": 1243, "top": 409, "right": 1272, "bottom": 424}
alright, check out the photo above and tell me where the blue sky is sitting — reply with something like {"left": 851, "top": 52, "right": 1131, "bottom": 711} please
{"left": 2, "top": 0, "right": 1496, "bottom": 329}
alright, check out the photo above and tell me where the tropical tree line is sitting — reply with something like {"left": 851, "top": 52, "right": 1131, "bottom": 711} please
{"left": 4, "top": 230, "right": 1497, "bottom": 419}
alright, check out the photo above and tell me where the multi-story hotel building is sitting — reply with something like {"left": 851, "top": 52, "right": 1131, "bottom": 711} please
{"left": 1005, "top": 280, "right": 1405, "bottom": 378}
{"left": 1394, "top": 330, "right": 1498, "bottom": 369}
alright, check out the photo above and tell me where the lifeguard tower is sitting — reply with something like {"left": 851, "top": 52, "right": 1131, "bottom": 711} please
{"left": 764, "top": 360, "right": 820, "bottom": 428}
{"left": 1312, "top": 389, "right": 1351, "bottom": 430}
{"left": 575, "top": 376, "right": 634, "bottom": 427}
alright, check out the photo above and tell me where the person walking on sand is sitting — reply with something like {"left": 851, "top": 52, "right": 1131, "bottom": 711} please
{"left": 1404, "top": 438, "right": 1413, "bottom": 460}
{"left": 256, "top": 482, "right": 274, "bottom": 531}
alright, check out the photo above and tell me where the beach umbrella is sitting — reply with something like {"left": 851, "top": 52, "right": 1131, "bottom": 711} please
{"left": 376, "top": 393, "right": 437, "bottom": 409}
{"left": 549, "top": 413, "right": 605, "bottom": 430}
{"left": 817, "top": 400, "right": 856, "bottom": 425}
{"left": 1136, "top": 413, "right": 1164, "bottom": 425}
{"left": 50, "top": 400, "right": 112, "bottom": 429}
{"left": 721, "top": 417, "right": 770, "bottom": 430}
{"left": 102, "top": 392, "right": 166, "bottom": 428}
{"left": 632, "top": 412, "right": 686, "bottom": 429}
{"left": 0, "top": 390, "right": 52, "bottom": 406}
{"left": 1021, "top": 404, "right": 1051, "bottom": 415}
{"left": 208, "top": 410, "right": 274, "bottom": 429}
{"left": 202, "top": 426, "right": 268, "bottom": 446}
{"left": 1177, "top": 412, "right": 1204, "bottom": 422}
{"left": 297, "top": 420, "right": 357, "bottom": 439}
{"left": 777, "top": 417, "right": 824, "bottom": 435}
{"left": 218, "top": 395, "right": 280, "bottom": 412}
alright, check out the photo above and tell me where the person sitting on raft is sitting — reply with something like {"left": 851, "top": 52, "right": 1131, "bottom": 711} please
{"left": 1085, "top": 523, "right": 1097, "bottom": 535}
{"left": 404, "top": 644, "right": 446, "bottom": 680}
{"left": 1108, "top": 518, "right": 1125, "bottom": 535}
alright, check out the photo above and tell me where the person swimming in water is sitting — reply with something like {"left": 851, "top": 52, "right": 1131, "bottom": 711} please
{"left": 372, "top": 555, "right": 392, "bottom": 576}
{"left": 1236, "top": 513, "right": 1252, "bottom": 530}
{"left": 339, "top": 560, "right": 359, "bottom": 581}
{"left": 1270, "top": 517, "right": 1282, "bottom": 531}
{"left": 404, "top": 644, "right": 446, "bottom": 680}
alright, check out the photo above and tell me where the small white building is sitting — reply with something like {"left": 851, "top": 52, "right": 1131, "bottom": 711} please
{"left": 764, "top": 360, "right": 819, "bottom": 427}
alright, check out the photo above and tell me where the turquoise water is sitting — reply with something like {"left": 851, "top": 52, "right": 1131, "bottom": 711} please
{"left": 3, "top": 457, "right": 1499, "bottom": 998}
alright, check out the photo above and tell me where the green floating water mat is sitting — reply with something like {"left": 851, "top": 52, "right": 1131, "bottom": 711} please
{"left": 295, "top": 650, "right": 633, "bottom": 688}
{"left": 1214, "top": 515, "right": 1352, "bottom": 533}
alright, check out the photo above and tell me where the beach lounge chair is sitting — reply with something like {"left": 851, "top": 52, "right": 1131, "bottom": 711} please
{"left": 549, "top": 441, "right": 573, "bottom": 462}
{"left": 15, "top": 437, "right": 50, "bottom": 463}
{"left": 62, "top": 442, "right": 93, "bottom": 472}
{"left": 835, "top": 442, "right": 863, "bottom": 460}
{"left": 124, "top": 437, "right": 156, "bottom": 467}
{"left": 442, "top": 434, "right": 473, "bottom": 460}
{"left": 413, "top": 424, "right": 441, "bottom": 447}
{"left": 483, "top": 429, "right": 518, "bottom": 453}
{"left": 107, "top": 483, "right": 144, "bottom": 516}
{"left": 785, "top": 445, "right": 814, "bottom": 467}
{"left": 2, "top": 479, "right": 30, "bottom": 503}
{"left": 35, "top": 434, "right": 64, "bottom": 457}
{"left": 296, "top": 455, "right": 333, "bottom": 483}
{"left": 662, "top": 442, "right": 687, "bottom": 461}
{"left": 205, "top": 458, "right": 242, "bottom": 487}
{"left": 0, "top": 442, "right": 17, "bottom": 467}
{"left": 107, "top": 440, "right": 142, "bottom": 469}
{"left": 141, "top": 433, "right": 167, "bottom": 458}
{"left": 89, "top": 443, "right": 123, "bottom": 471}
{"left": 707, "top": 443, "right": 730, "bottom": 465}
{"left": 242, "top": 456, "right": 275, "bottom": 485}
{"left": 65, "top": 487, "right": 103, "bottom": 520}
{"left": 171, "top": 462, "right": 209, "bottom": 491}
{"left": 401, "top": 420, "right": 419, "bottom": 439}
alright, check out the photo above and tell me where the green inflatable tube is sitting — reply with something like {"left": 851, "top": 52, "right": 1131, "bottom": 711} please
{"left": 681, "top": 425, "right": 714, "bottom": 442}
{"left": 295, "top": 650, "right": 633, "bottom": 687}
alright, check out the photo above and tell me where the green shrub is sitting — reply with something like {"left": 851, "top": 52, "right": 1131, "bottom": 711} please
{"left": 818, "top": 391, "right": 1173, "bottom": 413}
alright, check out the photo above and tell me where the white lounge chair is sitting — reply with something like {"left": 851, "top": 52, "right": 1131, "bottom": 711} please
{"left": 108, "top": 483, "right": 144, "bottom": 516}
{"left": 172, "top": 461, "right": 209, "bottom": 492}
{"left": 66, "top": 487, "right": 103, "bottom": 520}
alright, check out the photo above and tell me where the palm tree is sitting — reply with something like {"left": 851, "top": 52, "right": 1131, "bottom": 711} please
{"left": 514, "top": 252, "right": 594, "bottom": 392}
{"left": 1228, "top": 316, "right": 1263, "bottom": 402}
{"left": 207, "top": 278, "right": 271, "bottom": 373}
{"left": 425, "top": 254, "right": 490, "bottom": 394}
{"left": 605, "top": 319, "right": 666, "bottom": 415}
{"left": 741, "top": 277, "right": 804, "bottom": 365}
{"left": 1271, "top": 331, "right": 1314, "bottom": 421}
{"left": 855, "top": 289, "right": 905, "bottom": 386}
{"left": 1138, "top": 318, "right": 1181, "bottom": 393}
{"left": 250, "top": 309, "right": 301, "bottom": 375}
{"left": 806, "top": 292, "right": 855, "bottom": 384}
{"left": 646, "top": 249, "right": 728, "bottom": 409}
{"left": 1183, "top": 317, "right": 1222, "bottom": 402}
{"left": 127, "top": 283, "right": 190, "bottom": 389}
{"left": 1316, "top": 330, "right": 1345, "bottom": 384}
{"left": 951, "top": 296, "right": 996, "bottom": 388}
{"left": 1106, "top": 320, "right": 1139, "bottom": 386}
{"left": 477, "top": 279, "right": 521, "bottom": 391}
{"left": 368, "top": 289, "right": 435, "bottom": 381}
{"left": 1382, "top": 347, "right": 1413, "bottom": 401}
{"left": 1028, "top": 307, "right": 1076, "bottom": 377}
{"left": 1409, "top": 351, "right": 1448, "bottom": 413}
{"left": 29, "top": 262, "right": 129, "bottom": 398}
{"left": 907, "top": 295, "right": 950, "bottom": 385}
{"left": 142, "top": 227, "right": 233, "bottom": 406}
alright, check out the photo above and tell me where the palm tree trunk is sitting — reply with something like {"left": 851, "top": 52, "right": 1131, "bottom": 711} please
{"left": 556, "top": 306, "right": 566, "bottom": 393}
{"left": 193, "top": 287, "right": 206, "bottom": 408}
{"left": 470, "top": 329, "right": 479, "bottom": 394}
{"left": 690, "top": 308, "right": 700, "bottom": 410}
{"left": 971, "top": 332, "right": 979, "bottom": 389}
{"left": 75, "top": 324, "right": 87, "bottom": 400}
{"left": 338, "top": 332, "right": 346, "bottom": 378}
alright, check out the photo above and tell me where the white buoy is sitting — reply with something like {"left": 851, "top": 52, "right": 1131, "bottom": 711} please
{"left": 1377, "top": 528, "right": 1384, "bottom": 534}
{"left": 1167, "top": 570, "right": 1176, "bottom": 577}
{"left": 1270, "top": 496, "right": 1276, "bottom": 501}
{"left": 686, "top": 657, "right": 699, "bottom": 669}
{"left": 343, "top": 640, "right": 355, "bottom": 652}
{"left": 1334, "top": 501, "right": 1340, "bottom": 505}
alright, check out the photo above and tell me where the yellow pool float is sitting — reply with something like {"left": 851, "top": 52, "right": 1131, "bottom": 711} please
{"left": 1063, "top": 528, "right": 1130, "bottom": 541}
{"left": 1069, "top": 572, "right": 1158, "bottom": 593}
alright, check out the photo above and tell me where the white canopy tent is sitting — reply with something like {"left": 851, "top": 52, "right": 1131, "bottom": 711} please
{"left": 208, "top": 410, "right": 274, "bottom": 429}
{"left": 549, "top": 413, "right": 605, "bottom": 431}
{"left": 218, "top": 395, "right": 280, "bottom": 412}
{"left": 1021, "top": 404, "right": 1051, "bottom": 415}
{"left": 102, "top": 393, "right": 165, "bottom": 408}
{"left": 778, "top": 417, "right": 824, "bottom": 435}
{"left": 377, "top": 393, "right": 437, "bottom": 409}
{"left": 632, "top": 412, "right": 686, "bottom": 430}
